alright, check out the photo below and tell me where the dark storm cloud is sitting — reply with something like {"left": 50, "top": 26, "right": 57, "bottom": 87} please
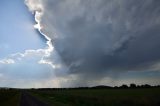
{"left": 39, "top": 0, "right": 160, "bottom": 76}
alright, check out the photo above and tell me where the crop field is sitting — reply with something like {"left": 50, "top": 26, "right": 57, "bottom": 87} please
{"left": 30, "top": 88, "right": 160, "bottom": 106}
{"left": 0, "top": 89, "right": 20, "bottom": 106}
{"left": 0, "top": 88, "right": 160, "bottom": 106}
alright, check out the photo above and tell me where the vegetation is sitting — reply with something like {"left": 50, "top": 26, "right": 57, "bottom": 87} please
{"left": 0, "top": 84, "right": 160, "bottom": 106}
{"left": 30, "top": 86, "right": 160, "bottom": 106}
{"left": 0, "top": 89, "right": 20, "bottom": 106}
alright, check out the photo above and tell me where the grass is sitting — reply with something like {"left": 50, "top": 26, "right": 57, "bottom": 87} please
{"left": 0, "top": 88, "right": 159, "bottom": 106}
{"left": 0, "top": 89, "right": 20, "bottom": 106}
{"left": 30, "top": 88, "right": 160, "bottom": 106}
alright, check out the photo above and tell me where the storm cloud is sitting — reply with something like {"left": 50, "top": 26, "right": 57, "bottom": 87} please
{"left": 25, "top": 0, "right": 160, "bottom": 86}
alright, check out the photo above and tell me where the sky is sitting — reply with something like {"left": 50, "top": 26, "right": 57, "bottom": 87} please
{"left": 0, "top": 0, "right": 160, "bottom": 88}
{"left": 0, "top": 0, "right": 46, "bottom": 58}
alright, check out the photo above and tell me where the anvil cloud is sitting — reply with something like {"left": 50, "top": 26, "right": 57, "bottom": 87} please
{"left": 24, "top": 0, "right": 160, "bottom": 86}
{"left": 1, "top": 0, "right": 160, "bottom": 88}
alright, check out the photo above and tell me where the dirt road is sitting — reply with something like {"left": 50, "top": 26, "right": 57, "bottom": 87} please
{"left": 20, "top": 91, "right": 49, "bottom": 106}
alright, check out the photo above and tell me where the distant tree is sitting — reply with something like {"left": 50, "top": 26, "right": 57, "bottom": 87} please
{"left": 140, "top": 84, "right": 151, "bottom": 88}
{"left": 143, "top": 84, "right": 151, "bottom": 88}
{"left": 136, "top": 85, "right": 141, "bottom": 88}
{"left": 92, "top": 85, "right": 112, "bottom": 89}
{"left": 130, "top": 83, "right": 136, "bottom": 88}
{"left": 120, "top": 84, "right": 128, "bottom": 88}
{"left": 157, "top": 85, "right": 160, "bottom": 88}
{"left": 114, "top": 86, "right": 118, "bottom": 88}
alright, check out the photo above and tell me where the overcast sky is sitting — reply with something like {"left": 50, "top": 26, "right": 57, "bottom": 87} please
{"left": 0, "top": 0, "right": 160, "bottom": 88}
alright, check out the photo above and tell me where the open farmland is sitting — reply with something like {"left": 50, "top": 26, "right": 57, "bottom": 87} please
{"left": 30, "top": 88, "right": 160, "bottom": 106}
{"left": 0, "top": 89, "right": 20, "bottom": 106}
{"left": 0, "top": 87, "right": 160, "bottom": 106}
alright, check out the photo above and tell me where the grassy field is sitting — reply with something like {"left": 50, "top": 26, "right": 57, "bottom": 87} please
{"left": 0, "top": 88, "right": 160, "bottom": 106}
{"left": 30, "top": 88, "right": 160, "bottom": 106}
{"left": 0, "top": 89, "right": 20, "bottom": 106}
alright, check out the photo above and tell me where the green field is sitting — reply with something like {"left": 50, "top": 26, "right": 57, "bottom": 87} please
{"left": 30, "top": 88, "right": 160, "bottom": 106}
{"left": 0, "top": 88, "right": 160, "bottom": 106}
{"left": 0, "top": 89, "right": 20, "bottom": 106}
